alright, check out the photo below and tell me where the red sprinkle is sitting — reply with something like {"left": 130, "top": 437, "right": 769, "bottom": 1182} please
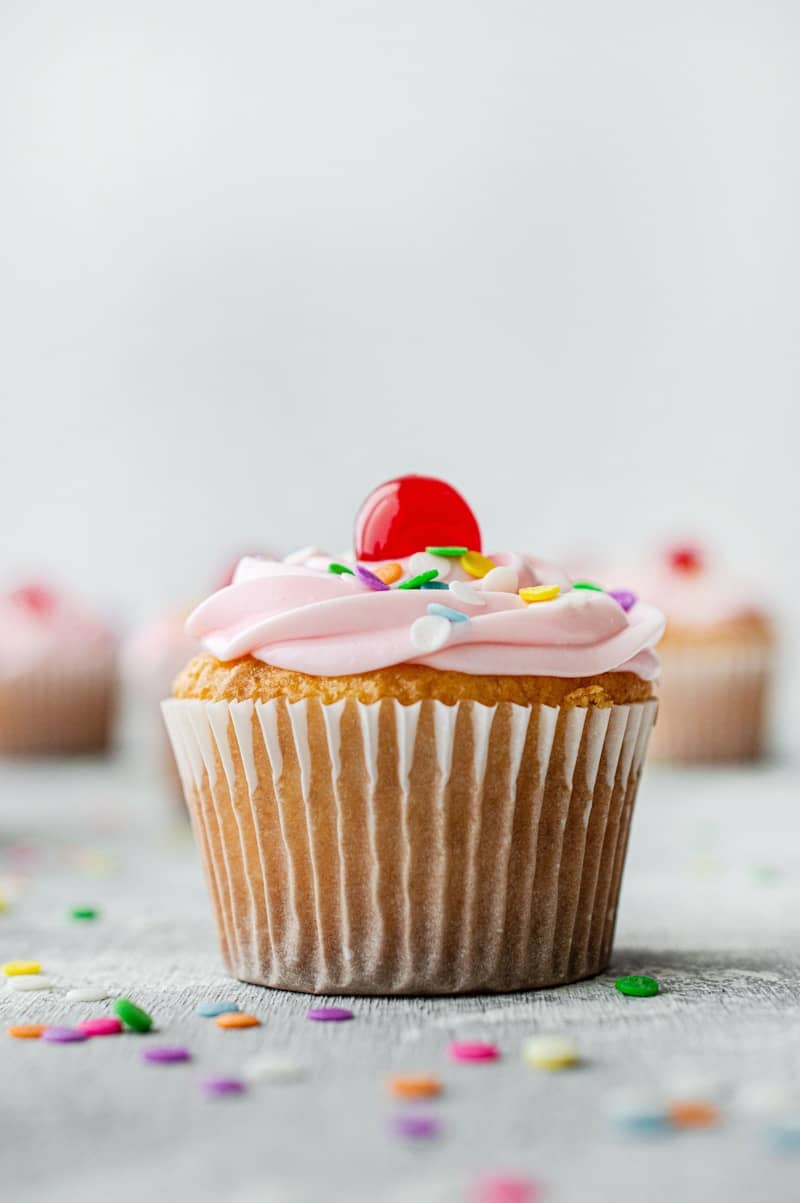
{"left": 667, "top": 545, "right": 703, "bottom": 574}
{"left": 448, "top": 1040, "right": 500, "bottom": 1063}
{"left": 77, "top": 1017, "right": 123, "bottom": 1037}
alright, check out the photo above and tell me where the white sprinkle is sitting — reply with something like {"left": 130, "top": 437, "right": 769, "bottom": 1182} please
{"left": 522, "top": 1035, "right": 579, "bottom": 1068}
{"left": 480, "top": 566, "right": 518, "bottom": 593}
{"left": 605, "top": 1086, "right": 669, "bottom": 1127}
{"left": 243, "top": 1054, "right": 308, "bottom": 1084}
{"left": 66, "top": 986, "right": 110, "bottom": 1003}
{"left": 409, "top": 551, "right": 451, "bottom": 581}
{"left": 735, "top": 1081, "right": 797, "bottom": 1115}
{"left": 448, "top": 580, "right": 486, "bottom": 607}
{"left": 7, "top": 975, "right": 53, "bottom": 992}
{"left": 410, "top": 615, "right": 451, "bottom": 653}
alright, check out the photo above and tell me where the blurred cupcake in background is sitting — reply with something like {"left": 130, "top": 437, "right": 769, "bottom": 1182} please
{"left": 614, "top": 545, "right": 775, "bottom": 763}
{"left": 0, "top": 583, "right": 118, "bottom": 755}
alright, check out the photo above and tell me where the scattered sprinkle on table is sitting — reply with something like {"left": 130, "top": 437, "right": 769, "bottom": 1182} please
{"left": 7, "top": 975, "right": 53, "bottom": 992}
{"left": 460, "top": 550, "right": 495, "bottom": 579}
{"left": 143, "top": 1046, "right": 191, "bottom": 1064}
{"left": 0, "top": 895, "right": 6, "bottom": 912}
{"left": 388, "top": 1074, "right": 442, "bottom": 1100}
{"left": 69, "top": 907, "right": 98, "bottom": 921}
{"left": 519, "top": 584, "right": 560, "bottom": 604}
{"left": 328, "top": 562, "right": 355, "bottom": 575}
{"left": 77, "top": 1017, "right": 123, "bottom": 1037}
{"left": 7, "top": 1024, "right": 46, "bottom": 1040}
{"left": 425, "top": 545, "right": 467, "bottom": 558}
{"left": 196, "top": 1000, "right": 240, "bottom": 1018}
{"left": 391, "top": 1113, "right": 440, "bottom": 1140}
{"left": 113, "top": 997, "right": 153, "bottom": 1033}
{"left": 306, "top": 1007, "right": 353, "bottom": 1022}
{"left": 471, "top": 1173, "right": 541, "bottom": 1203}
{"left": 215, "top": 1012, "right": 260, "bottom": 1029}
{"left": 615, "top": 974, "right": 659, "bottom": 998}
{"left": 66, "top": 986, "right": 110, "bottom": 1003}
{"left": 355, "top": 564, "right": 391, "bottom": 591}
{"left": 427, "top": 602, "right": 469, "bottom": 623}
{"left": 522, "top": 1035, "right": 579, "bottom": 1070}
{"left": 449, "top": 1040, "right": 499, "bottom": 1063}
{"left": 765, "top": 1117, "right": 800, "bottom": 1150}
{"left": 202, "top": 1076, "right": 246, "bottom": 1097}
{"left": 243, "top": 1054, "right": 307, "bottom": 1083}
{"left": 606, "top": 1087, "right": 670, "bottom": 1135}
{"left": 42, "top": 1027, "right": 88, "bottom": 1044}
{"left": 2, "top": 960, "right": 41, "bottom": 976}
{"left": 410, "top": 614, "right": 451, "bottom": 653}
{"left": 669, "top": 1100, "right": 719, "bottom": 1128}
{"left": 398, "top": 569, "right": 439, "bottom": 590}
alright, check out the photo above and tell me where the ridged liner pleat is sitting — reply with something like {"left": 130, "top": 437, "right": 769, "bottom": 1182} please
{"left": 163, "top": 696, "right": 657, "bottom": 996}
{"left": 0, "top": 655, "right": 116, "bottom": 754}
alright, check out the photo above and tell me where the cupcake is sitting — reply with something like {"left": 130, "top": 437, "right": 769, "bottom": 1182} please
{"left": 163, "top": 476, "right": 664, "bottom": 995}
{"left": 619, "top": 545, "right": 774, "bottom": 763}
{"left": 0, "top": 583, "right": 117, "bottom": 755}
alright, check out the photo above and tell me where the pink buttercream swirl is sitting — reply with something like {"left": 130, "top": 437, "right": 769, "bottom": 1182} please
{"left": 186, "top": 552, "right": 664, "bottom": 681}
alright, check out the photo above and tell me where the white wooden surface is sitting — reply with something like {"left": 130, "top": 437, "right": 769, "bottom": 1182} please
{"left": 1, "top": 752, "right": 799, "bottom": 1203}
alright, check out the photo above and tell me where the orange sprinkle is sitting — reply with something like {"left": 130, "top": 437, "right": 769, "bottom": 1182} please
{"left": 374, "top": 562, "right": 402, "bottom": 585}
{"left": 669, "top": 1101, "right": 719, "bottom": 1128}
{"left": 214, "top": 1012, "right": 260, "bottom": 1030}
{"left": 7, "top": 1024, "right": 46, "bottom": 1039}
{"left": 388, "top": 1074, "right": 443, "bottom": 1100}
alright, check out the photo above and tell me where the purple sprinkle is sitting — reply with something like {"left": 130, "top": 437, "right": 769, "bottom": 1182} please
{"left": 42, "top": 1026, "right": 88, "bottom": 1044}
{"left": 201, "top": 1076, "right": 246, "bottom": 1097}
{"left": 609, "top": 589, "right": 637, "bottom": 613}
{"left": 392, "top": 1113, "right": 441, "bottom": 1140}
{"left": 355, "top": 564, "right": 390, "bottom": 591}
{"left": 142, "top": 1046, "right": 191, "bottom": 1064}
{"left": 306, "top": 1007, "right": 354, "bottom": 1022}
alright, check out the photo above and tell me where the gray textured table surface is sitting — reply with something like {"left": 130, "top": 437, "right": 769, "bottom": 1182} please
{"left": 1, "top": 751, "right": 799, "bottom": 1203}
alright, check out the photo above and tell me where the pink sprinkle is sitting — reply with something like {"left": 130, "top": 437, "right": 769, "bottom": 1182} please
{"left": 448, "top": 1040, "right": 499, "bottom": 1063}
{"left": 306, "top": 1007, "right": 354, "bottom": 1022}
{"left": 42, "top": 1027, "right": 88, "bottom": 1044}
{"left": 355, "top": 564, "right": 390, "bottom": 591}
{"left": 471, "top": 1175, "right": 541, "bottom": 1203}
{"left": 142, "top": 1046, "right": 191, "bottom": 1064}
{"left": 77, "top": 1017, "right": 123, "bottom": 1037}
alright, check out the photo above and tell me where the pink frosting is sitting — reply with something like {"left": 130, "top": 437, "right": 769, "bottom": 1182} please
{"left": 0, "top": 585, "right": 116, "bottom": 678}
{"left": 186, "top": 552, "right": 664, "bottom": 681}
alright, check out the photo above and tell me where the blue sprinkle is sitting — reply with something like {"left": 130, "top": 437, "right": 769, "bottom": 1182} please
{"left": 766, "top": 1119, "right": 800, "bottom": 1151}
{"left": 196, "top": 1000, "right": 240, "bottom": 1018}
{"left": 427, "top": 603, "right": 469, "bottom": 623}
{"left": 420, "top": 581, "right": 449, "bottom": 590}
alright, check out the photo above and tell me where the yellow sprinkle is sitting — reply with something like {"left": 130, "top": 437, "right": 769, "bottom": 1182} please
{"left": 0, "top": 897, "right": 6, "bottom": 913}
{"left": 460, "top": 550, "right": 495, "bottom": 579}
{"left": 2, "top": 960, "right": 41, "bottom": 977}
{"left": 523, "top": 1035, "right": 579, "bottom": 1070}
{"left": 519, "top": 584, "right": 560, "bottom": 604}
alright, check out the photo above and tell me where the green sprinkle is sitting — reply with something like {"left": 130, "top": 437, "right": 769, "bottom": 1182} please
{"left": 328, "top": 562, "right": 354, "bottom": 576}
{"left": 70, "top": 907, "right": 98, "bottom": 921}
{"left": 113, "top": 997, "right": 153, "bottom": 1032}
{"left": 615, "top": 974, "right": 659, "bottom": 998}
{"left": 572, "top": 581, "right": 604, "bottom": 591}
{"left": 425, "top": 546, "right": 468, "bottom": 558}
{"left": 399, "top": 570, "right": 439, "bottom": 590}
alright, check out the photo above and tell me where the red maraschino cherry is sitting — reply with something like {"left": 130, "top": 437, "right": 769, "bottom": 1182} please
{"left": 355, "top": 475, "right": 482, "bottom": 562}
{"left": 667, "top": 545, "right": 704, "bottom": 574}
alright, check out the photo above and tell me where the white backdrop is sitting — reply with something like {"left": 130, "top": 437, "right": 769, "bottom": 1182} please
{"left": 0, "top": 1, "right": 796, "bottom": 735}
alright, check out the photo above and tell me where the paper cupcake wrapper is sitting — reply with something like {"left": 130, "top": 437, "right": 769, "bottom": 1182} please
{"left": 163, "top": 695, "right": 657, "bottom": 995}
{"left": 649, "top": 643, "right": 771, "bottom": 763}
{"left": 0, "top": 656, "right": 117, "bottom": 755}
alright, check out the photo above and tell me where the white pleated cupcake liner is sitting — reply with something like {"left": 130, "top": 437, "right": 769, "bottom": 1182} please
{"left": 0, "top": 655, "right": 117, "bottom": 755}
{"left": 649, "top": 643, "right": 772, "bottom": 763}
{"left": 163, "top": 694, "right": 657, "bottom": 996}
